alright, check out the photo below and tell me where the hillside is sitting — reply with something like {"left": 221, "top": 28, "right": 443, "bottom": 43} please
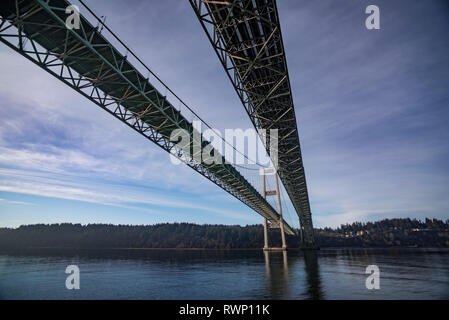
{"left": 0, "top": 218, "right": 448, "bottom": 249}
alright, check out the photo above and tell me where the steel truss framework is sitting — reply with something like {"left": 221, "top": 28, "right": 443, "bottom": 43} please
{"left": 190, "top": 0, "right": 315, "bottom": 246}
{"left": 0, "top": 0, "right": 295, "bottom": 234}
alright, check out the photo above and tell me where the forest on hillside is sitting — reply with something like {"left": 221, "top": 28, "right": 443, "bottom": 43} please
{"left": 315, "top": 218, "right": 449, "bottom": 247}
{"left": 0, "top": 218, "right": 448, "bottom": 249}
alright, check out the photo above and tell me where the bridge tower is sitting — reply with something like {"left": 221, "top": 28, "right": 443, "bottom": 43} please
{"left": 189, "top": 0, "right": 317, "bottom": 248}
{"left": 261, "top": 168, "right": 287, "bottom": 251}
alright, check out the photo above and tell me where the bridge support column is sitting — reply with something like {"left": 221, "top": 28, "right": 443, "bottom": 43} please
{"left": 261, "top": 168, "right": 286, "bottom": 251}
{"left": 262, "top": 169, "right": 269, "bottom": 250}
{"left": 274, "top": 170, "right": 287, "bottom": 250}
{"left": 263, "top": 217, "right": 269, "bottom": 250}
{"left": 299, "top": 218, "right": 304, "bottom": 246}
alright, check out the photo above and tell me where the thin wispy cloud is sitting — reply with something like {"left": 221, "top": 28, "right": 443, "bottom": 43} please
{"left": 0, "top": 167, "right": 255, "bottom": 222}
{"left": 0, "top": 198, "right": 34, "bottom": 206}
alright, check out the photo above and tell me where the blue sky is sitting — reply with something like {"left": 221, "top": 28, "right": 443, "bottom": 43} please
{"left": 0, "top": 0, "right": 448, "bottom": 229}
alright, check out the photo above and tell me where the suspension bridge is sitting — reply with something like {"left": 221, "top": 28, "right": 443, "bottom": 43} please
{"left": 0, "top": 0, "right": 316, "bottom": 248}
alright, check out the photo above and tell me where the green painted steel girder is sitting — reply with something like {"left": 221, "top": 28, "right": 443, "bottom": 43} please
{"left": 0, "top": 0, "right": 295, "bottom": 235}
{"left": 189, "top": 0, "right": 316, "bottom": 246}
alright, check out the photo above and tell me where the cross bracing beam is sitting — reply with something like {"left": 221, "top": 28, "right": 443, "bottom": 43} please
{"left": 190, "top": 0, "right": 316, "bottom": 246}
{"left": 0, "top": 0, "right": 295, "bottom": 235}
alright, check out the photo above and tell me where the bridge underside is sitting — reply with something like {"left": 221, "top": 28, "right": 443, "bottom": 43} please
{"left": 190, "top": 0, "right": 316, "bottom": 246}
{"left": 0, "top": 0, "right": 295, "bottom": 235}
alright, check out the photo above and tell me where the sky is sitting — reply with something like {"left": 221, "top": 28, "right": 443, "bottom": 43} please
{"left": 0, "top": 0, "right": 448, "bottom": 229}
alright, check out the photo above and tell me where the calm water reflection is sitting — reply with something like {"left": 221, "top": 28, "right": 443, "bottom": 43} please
{"left": 0, "top": 248, "right": 448, "bottom": 299}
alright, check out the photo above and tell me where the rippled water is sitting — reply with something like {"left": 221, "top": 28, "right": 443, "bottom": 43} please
{"left": 0, "top": 248, "right": 448, "bottom": 299}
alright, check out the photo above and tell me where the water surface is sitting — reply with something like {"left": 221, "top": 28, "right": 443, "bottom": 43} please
{"left": 0, "top": 248, "right": 448, "bottom": 299}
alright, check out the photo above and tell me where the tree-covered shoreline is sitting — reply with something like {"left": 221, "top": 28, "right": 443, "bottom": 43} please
{"left": 0, "top": 218, "right": 448, "bottom": 250}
